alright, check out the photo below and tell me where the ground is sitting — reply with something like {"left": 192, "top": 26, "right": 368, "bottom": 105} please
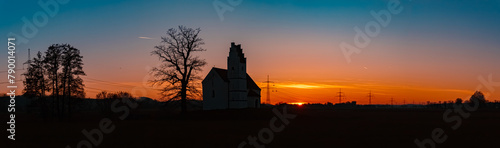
{"left": 3, "top": 107, "right": 500, "bottom": 148}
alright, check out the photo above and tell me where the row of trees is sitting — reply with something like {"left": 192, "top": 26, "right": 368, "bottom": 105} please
{"left": 95, "top": 91, "right": 134, "bottom": 115}
{"left": 23, "top": 44, "right": 86, "bottom": 119}
{"left": 21, "top": 26, "right": 206, "bottom": 116}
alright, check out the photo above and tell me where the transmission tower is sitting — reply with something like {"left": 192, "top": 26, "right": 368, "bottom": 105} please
{"left": 23, "top": 48, "right": 31, "bottom": 69}
{"left": 337, "top": 88, "right": 345, "bottom": 103}
{"left": 368, "top": 91, "right": 373, "bottom": 105}
{"left": 263, "top": 75, "right": 274, "bottom": 104}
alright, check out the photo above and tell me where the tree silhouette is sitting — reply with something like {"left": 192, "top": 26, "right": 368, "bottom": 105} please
{"left": 23, "top": 51, "right": 49, "bottom": 118}
{"left": 455, "top": 98, "right": 463, "bottom": 104}
{"left": 23, "top": 44, "right": 85, "bottom": 119}
{"left": 23, "top": 51, "right": 47, "bottom": 98}
{"left": 44, "top": 44, "right": 63, "bottom": 117}
{"left": 150, "top": 26, "right": 207, "bottom": 113}
{"left": 469, "top": 91, "right": 487, "bottom": 106}
{"left": 96, "top": 91, "right": 113, "bottom": 114}
{"left": 96, "top": 91, "right": 133, "bottom": 115}
{"left": 61, "top": 44, "right": 86, "bottom": 118}
{"left": 96, "top": 91, "right": 108, "bottom": 99}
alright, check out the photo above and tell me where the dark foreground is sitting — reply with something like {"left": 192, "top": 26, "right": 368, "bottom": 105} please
{"left": 3, "top": 107, "right": 500, "bottom": 148}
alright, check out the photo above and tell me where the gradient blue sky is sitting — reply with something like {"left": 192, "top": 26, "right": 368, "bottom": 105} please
{"left": 2, "top": 0, "right": 500, "bottom": 104}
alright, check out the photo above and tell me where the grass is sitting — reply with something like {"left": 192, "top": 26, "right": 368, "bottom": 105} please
{"left": 3, "top": 107, "right": 500, "bottom": 147}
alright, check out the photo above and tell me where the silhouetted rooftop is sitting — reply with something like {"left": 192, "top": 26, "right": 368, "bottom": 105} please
{"left": 209, "top": 67, "right": 261, "bottom": 91}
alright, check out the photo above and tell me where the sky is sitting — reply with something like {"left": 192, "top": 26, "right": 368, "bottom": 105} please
{"left": 1, "top": 0, "right": 500, "bottom": 104}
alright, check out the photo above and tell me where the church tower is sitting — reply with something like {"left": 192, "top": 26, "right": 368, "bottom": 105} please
{"left": 227, "top": 42, "right": 248, "bottom": 108}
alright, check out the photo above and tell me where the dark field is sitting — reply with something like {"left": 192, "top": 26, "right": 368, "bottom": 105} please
{"left": 3, "top": 107, "right": 500, "bottom": 148}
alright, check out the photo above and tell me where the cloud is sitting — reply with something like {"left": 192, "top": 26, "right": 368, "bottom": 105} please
{"left": 138, "top": 36, "right": 153, "bottom": 40}
{"left": 271, "top": 82, "right": 349, "bottom": 89}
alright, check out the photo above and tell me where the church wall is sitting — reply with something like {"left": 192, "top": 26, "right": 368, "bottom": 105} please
{"left": 247, "top": 89, "right": 261, "bottom": 108}
{"left": 202, "top": 70, "right": 229, "bottom": 110}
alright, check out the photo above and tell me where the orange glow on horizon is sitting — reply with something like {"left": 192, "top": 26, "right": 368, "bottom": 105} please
{"left": 289, "top": 102, "right": 305, "bottom": 106}
{"left": 5, "top": 36, "right": 498, "bottom": 106}
{"left": 77, "top": 78, "right": 499, "bottom": 105}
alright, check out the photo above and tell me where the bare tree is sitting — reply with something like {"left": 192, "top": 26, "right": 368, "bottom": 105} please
{"left": 150, "top": 26, "right": 207, "bottom": 113}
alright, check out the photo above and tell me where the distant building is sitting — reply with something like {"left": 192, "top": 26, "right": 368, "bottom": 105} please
{"left": 202, "top": 42, "right": 261, "bottom": 110}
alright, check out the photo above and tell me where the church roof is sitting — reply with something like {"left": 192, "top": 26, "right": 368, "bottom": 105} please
{"left": 212, "top": 67, "right": 228, "bottom": 82}
{"left": 248, "top": 90, "right": 260, "bottom": 97}
{"left": 246, "top": 74, "right": 261, "bottom": 91}
{"left": 208, "top": 67, "right": 261, "bottom": 91}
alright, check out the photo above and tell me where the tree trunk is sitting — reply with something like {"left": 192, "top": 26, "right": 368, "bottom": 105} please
{"left": 53, "top": 79, "right": 57, "bottom": 118}
{"left": 68, "top": 80, "right": 72, "bottom": 119}
{"left": 181, "top": 82, "right": 187, "bottom": 114}
{"left": 40, "top": 89, "right": 47, "bottom": 120}
{"left": 55, "top": 69, "right": 61, "bottom": 119}
{"left": 62, "top": 76, "right": 66, "bottom": 119}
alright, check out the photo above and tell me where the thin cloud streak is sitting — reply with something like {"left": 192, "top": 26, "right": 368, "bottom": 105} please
{"left": 261, "top": 82, "right": 352, "bottom": 89}
{"left": 138, "top": 36, "right": 154, "bottom": 40}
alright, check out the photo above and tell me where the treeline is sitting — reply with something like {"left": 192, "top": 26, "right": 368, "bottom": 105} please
{"left": 425, "top": 91, "right": 496, "bottom": 109}
{"left": 95, "top": 91, "right": 134, "bottom": 115}
{"left": 23, "top": 44, "right": 85, "bottom": 119}
{"left": 276, "top": 91, "right": 498, "bottom": 110}
{"left": 93, "top": 91, "right": 202, "bottom": 114}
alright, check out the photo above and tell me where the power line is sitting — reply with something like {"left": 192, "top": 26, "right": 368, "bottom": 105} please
{"left": 84, "top": 79, "right": 135, "bottom": 88}
{"left": 81, "top": 76, "right": 164, "bottom": 92}
{"left": 81, "top": 76, "right": 137, "bottom": 88}
{"left": 275, "top": 89, "right": 301, "bottom": 100}
{"left": 272, "top": 93, "right": 299, "bottom": 102}
{"left": 276, "top": 88, "right": 310, "bottom": 99}
{"left": 272, "top": 90, "right": 302, "bottom": 103}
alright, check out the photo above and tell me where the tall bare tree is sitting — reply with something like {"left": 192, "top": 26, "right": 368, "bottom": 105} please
{"left": 150, "top": 26, "right": 207, "bottom": 113}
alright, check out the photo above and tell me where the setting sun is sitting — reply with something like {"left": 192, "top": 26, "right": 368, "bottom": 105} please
{"left": 289, "top": 102, "right": 306, "bottom": 106}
